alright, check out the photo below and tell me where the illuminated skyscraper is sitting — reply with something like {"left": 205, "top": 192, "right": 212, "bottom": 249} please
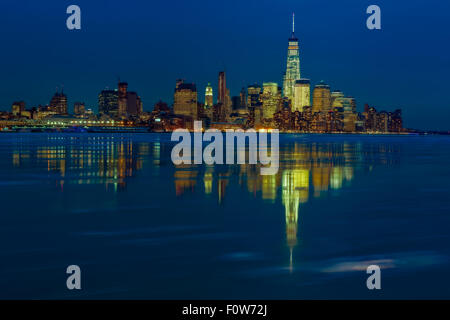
{"left": 205, "top": 83, "right": 213, "bottom": 107}
{"left": 312, "top": 81, "right": 331, "bottom": 113}
{"left": 49, "top": 89, "right": 68, "bottom": 115}
{"left": 173, "top": 79, "right": 198, "bottom": 120}
{"left": 261, "top": 82, "right": 281, "bottom": 119}
{"left": 247, "top": 84, "right": 262, "bottom": 126}
{"left": 331, "top": 90, "right": 344, "bottom": 107}
{"left": 282, "top": 13, "right": 301, "bottom": 102}
{"left": 118, "top": 82, "right": 128, "bottom": 116}
{"left": 218, "top": 72, "right": 226, "bottom": 105}
{"left": 11, "top": 101, "right": 25, "bottom": 115}
{"left": 98, "top": 89, "right": 118, "bottom": 116}
{"left": 240, "top": 87, "right": 246, "bottom": 108}
{"left": 73, "top": 102, "right": 85, "bottom": 115}
{"left": 217, "top": 71, "right": 231, "bottom": 120}
{"left": 293, "top": 79, "right": 310, "bottom": 112}
{"left": 247, "top": 84, "right": 262, "bottom": 108}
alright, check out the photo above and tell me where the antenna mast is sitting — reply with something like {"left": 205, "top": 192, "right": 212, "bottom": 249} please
{"left": 292, "top": 12, "right": 295, "bottom": 34}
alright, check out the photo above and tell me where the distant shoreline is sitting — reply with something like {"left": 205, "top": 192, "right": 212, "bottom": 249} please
{"left": 0, "top": 129, "right": 448, "bottom": 136}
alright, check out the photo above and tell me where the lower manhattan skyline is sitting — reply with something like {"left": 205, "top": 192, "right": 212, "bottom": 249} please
{"left": 0, "top": 0, "right": 449, "bottom": 131}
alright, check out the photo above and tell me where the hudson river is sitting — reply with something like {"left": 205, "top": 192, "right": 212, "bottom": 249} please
{"left": 1, "top": 133, "right": 449, "bottom": 299}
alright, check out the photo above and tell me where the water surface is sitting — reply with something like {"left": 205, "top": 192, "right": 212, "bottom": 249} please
{"left": 0, "top": 133, "right": 449, "bottom": 299}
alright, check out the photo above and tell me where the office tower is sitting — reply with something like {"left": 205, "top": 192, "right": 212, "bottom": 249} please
{"left": 350, "top": 97, "right": 357, "bottom": 113}
{"left": 231, "top": 96, "right": 241, "bottom": 110}
{"left": 246, "top": 84, "right": 262, "bottom": 126}
{"left": 173, "top": 79, "right": 198, "bottom": 120}
{"left": 364, "top": 105, "right": 377, "bottom": 132}
{"left": 49, "top": 89, "right": 68, "bottom": 114}
{"left": 293, "top": 79, "right": 310, "bottom": 112}
{"left": 389, "top": 109, "right": 402, "bottom": 132}
{"left": 74, "top": 102, "right": 85, "bottom": 115}
{"left": 218, "top": 72, "right": 226, "bottom": 104}
{"left": 331, "top": 92, "right": 346, "bottom": 112}
{"left": 261, "top": 82, "right": 282, "bottom": 119}
{"left": 217, "top": 71, "right": 231, "bottom": 120}
{"left": 282, "top": 13, "right": 301, "bottom": 102}
{"left": 98, "top": 89, "right": 118, "bottom": 116}
{"left": 346, "top": 97, "right": 356, "bottom": 113}
{"left": 331, "top": 90, "right": 344, "bottom": 107}
{"left": 247, "top": 84, "right": 262, "bottom": 108}
{"left": 312, "top": 81, "right": 331, "bottom": 113}
{"left": 240, "top": 87, "right": 246, "bottom": 108}
{"left": 205, "top": 83, "right": 213, "bottom": 107}
{"left": 126, "top": 91, "right": 143, "bottom": 116}
{"left": 376, "top": 111, "right": 389, "bottom": 132}
{"left": 12, "top": 101, "right": 25, "bottom": 115}
{"left": 118, "top": 82, "right": 128, "bottom": 116}
{"left": 339, "top": 97, "right": 356, "bottom": 132}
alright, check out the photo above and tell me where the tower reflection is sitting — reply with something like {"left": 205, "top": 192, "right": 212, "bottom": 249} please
{"left": 11, "top": 135, "right": 397, "bottom": 271}
{"left": 174, "top": 141, "right": 398, "bottom": 270}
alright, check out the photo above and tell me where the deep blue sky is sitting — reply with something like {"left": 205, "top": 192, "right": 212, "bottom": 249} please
{"left": 0, "top": 0, "right": 449, "bottom": 130}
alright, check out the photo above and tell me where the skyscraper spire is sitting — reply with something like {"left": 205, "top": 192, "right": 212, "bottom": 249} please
{"left": 283, "top": 13, "right": 301, "bottom": 100}
{"left": 292, "top": 12, "right": 295, "bottom": 34}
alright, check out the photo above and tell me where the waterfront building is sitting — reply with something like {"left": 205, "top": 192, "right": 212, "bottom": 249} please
{"left": 217, "top": 71, "right": 231, "bottom": 121}
{"left": 74, "top": 102, "right": 85, "bottom": 115}
{"left": 118, "top": 82, "right": 128, "bottom": 116}
{"left": 205, "top": 83, "right": 213, "bottom": 107}
{"left": 247, "top": 84, "right": 262, "bottom": 127}
{"left": 293, "top": 79, "right": 310, "bottom": 112}
{"left": 282, "top": 13, "right": 301, "bottom": 102}
{"left": 240, "top": 87, "right": 247, "bottom": 109}
{"left": 389, "top": 109, "right": 403, "bottom": 132}
{"left": 331, "top": 90, "right": 344, "bottom": 108}
{"left": 261, "top": 82, "right": 282, "bottom": 120}
{"left": 12, "top": 101, "right": 25, "bottom": 116}
{"left": 312, "top": 81, "right": 331, "bottom": 113}
{"left": 98, "top": 89, "right": 119, "bottom": 116}
{"left": 126, "top": 91, "right": 143, "bottom": 116}
{"left": 247, "top": 84, "right": 262, "bottom": 107}
{"left": 173, "top": 79, "right": 198, "bottom": 120}
{"left": 49, "top": 89, "right": 68, "bottom": 115}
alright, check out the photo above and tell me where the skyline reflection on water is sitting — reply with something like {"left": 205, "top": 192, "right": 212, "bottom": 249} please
{"left": 1, "top": 133, "right": 449, "bottom": 299}
{"left": 8, "top": 134, "right": 399, "bottom": 269}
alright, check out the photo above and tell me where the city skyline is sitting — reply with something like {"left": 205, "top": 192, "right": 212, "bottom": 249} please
{"left": 1, "top": 0, "right": 449, "bottom": 130}
{"left": 2, "top": 1, "right": 450, "bottom": 303}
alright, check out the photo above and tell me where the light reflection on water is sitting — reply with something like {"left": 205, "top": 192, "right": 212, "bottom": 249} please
{"left": 2, "top": 133, "right": 450, "bottom": 299}
{"left": 8, "top": 134, "right": 399, "bottom": 269}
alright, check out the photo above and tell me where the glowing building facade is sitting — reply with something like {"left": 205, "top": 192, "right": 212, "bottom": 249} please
{"left": 118, "top": 82, "right": 128, "bottom": 116}
{"left": 205, "top": 83, "right": 213, "bottom": 107}
{"left": 49, "top": 90, "right": 68, "bottom": 115}
{"left": 12, "top": 101, "right": 25, "bottom": 116}
{"left": 261, "top": 82, "right": 282, "bottom": 119}
{"left": 173, "top": 79, "right": 198, "bottom": 120}
{"left": 293, "top": 79, "right": 310, "bottom": 112}
{"left": 282, "top": 13, "right": 301, "bottom": 102}
{"left": 98, "top": 89, "right": 118, "bottom": 116}
{"left": 73, "top": 102, "right": 85, "bottom": 115}
{"left": 312, "top": 81, "right": 331, "bottom": 113}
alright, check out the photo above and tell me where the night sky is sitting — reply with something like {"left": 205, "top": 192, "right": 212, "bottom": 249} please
{"left": 0, "top": 0, "right": 449, "bottom": 130}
